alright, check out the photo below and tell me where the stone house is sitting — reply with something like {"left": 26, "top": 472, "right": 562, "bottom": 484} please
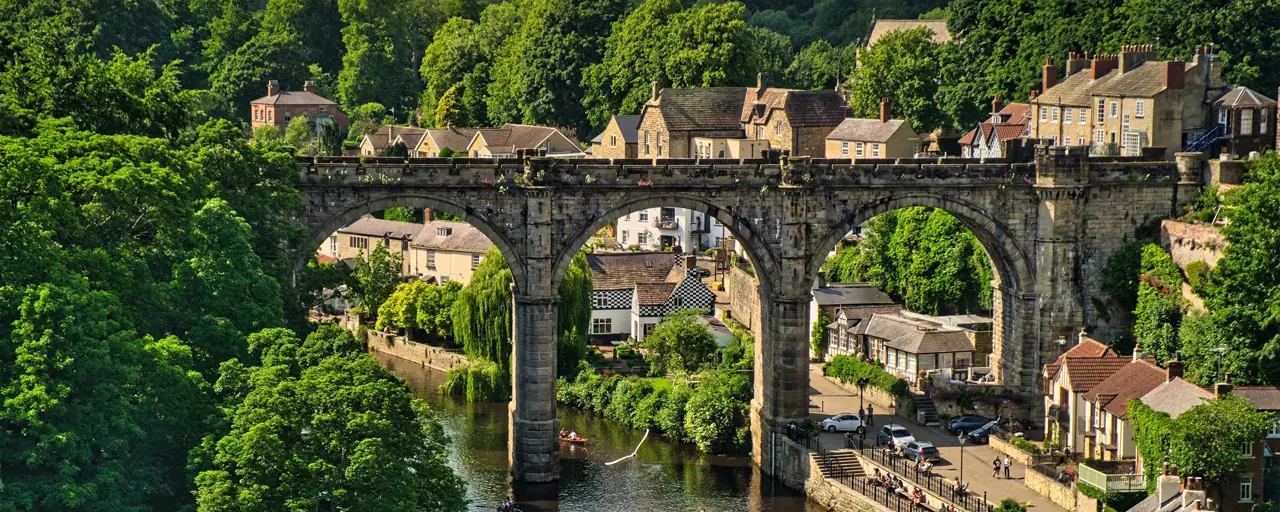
{"left": 824, "top": 99, "right": 920, "bottom": 159}
{"left": 958, "top": 99, "right": 1031, "bottom": 158}
{"left": 863, "top": 19, "right": 951, "bottom": 47}
{"left": 1080, "top": 347, "right": 1167, "bottom": 460}
{"left": 407, "top": 214, "right": 493, "bottom": 285}
{"left": 590, "top": 115, "right": 640, "bottom": 159}
{"left": 465, "top": 124, "right": 584, "bottom": 158}
{"left": 740, "top": 83, "right": 851, "bottom": 157}
{"left": 863, "top": 311, "right": 976, "bottom": 383}
{"left": 585, "top": 253, "right": 716, "bottom": 342}
{"left": 415, "top": 127, "right": 480, "bottom": 157}
{"left": 1212, "top": 86, "right": 1276, "bottom": 157}
{"left": 810, "top": 282, "right": 901, "bottom": 359}
{"left": 323, "top": 217, "right": 419, "bottom": 275}
{"left": 1042, "top": 332, "right": 1127, "bottom": 454}
{"left": 1030, "top": 45, "right": 1227, "bottom": 159}
{"left": 359, "top": 125, "right": 427, "bottom": 156}
{"left": 250, "top": 80, "right": 348, "bottom": 134}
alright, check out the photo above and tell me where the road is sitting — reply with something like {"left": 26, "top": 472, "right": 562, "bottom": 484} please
{"left": 805, "top": 364, "right": 1066, "bottom": 512}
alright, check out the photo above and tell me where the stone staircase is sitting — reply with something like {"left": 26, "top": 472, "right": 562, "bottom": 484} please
{"left": 812, "top": 449, "right": 865, "bottom": 479}
{"left": 911, "top": 393, "right": 939, "bottom": 425}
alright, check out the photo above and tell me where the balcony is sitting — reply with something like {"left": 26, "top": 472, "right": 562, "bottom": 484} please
{"left": 1048, "top": 404, "right": 1070, "bottom": 426}
{"left": 653, "top": 217, "right": 679, "bottom": 230}
{"left": 1078, "top": 460, "right": 1145, "bottom": 493}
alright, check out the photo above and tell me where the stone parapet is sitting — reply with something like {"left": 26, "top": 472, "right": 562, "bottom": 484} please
{"left": 1024, "top": 465, "right": 1078, "bottom": 511}
{"left": 1160, "top": 219, "right": 1225, "bottom": 269}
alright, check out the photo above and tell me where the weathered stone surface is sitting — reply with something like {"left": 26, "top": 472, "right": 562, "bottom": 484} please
{"left": 294, "top": 147, "right": 1196, "bottom": 481}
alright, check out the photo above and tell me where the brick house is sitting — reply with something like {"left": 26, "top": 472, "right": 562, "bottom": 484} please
{"left": 250, "top": 80, "right": 348, "bottom": 134}
{"left": 1212, "top": 86, "right": 1276, "bottom": 157}
{"left": 1042, "top": 332, "right": 1127, "bottom": 454}
{"left": 590, "top": 115, "right": 640, "bottom": 159}
{"left": 958, "top": 98, "right": 1031, "bottom": 158}
{"left": 824, "top": 99, "right": 920, "bottom": 159}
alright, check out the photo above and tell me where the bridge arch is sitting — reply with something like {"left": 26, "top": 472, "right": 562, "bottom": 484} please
{"left": 305, "top": 194, "right": 529, "bottom": 292}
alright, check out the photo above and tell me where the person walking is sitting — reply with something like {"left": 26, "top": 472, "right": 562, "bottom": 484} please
{"left": 992, "top": 457, "right": 1001, "bottom": 478}
{"left": 867, "top": 404, "right": 875, "bottom": 426}
{"left": 1003, "top": 455, "right": 1012, "bottom": 479}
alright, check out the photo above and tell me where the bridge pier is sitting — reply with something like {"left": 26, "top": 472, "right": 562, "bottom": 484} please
{"left": 752, "top": 294, "right": 812, "bottom": 475}
{"left": 509, "top": 293, "right": 560, "bottom": 482}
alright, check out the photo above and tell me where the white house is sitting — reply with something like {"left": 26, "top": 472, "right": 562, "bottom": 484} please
{"left": 863, "top": 311, "right": 977, "bottom": 383}
{"left": 1042, "top": 332, "right": 1127, "bottom": 454}
{"left": 585, "top": 252, "right": 716, "bottom": 342}
{"left": 615, "top": 207, "right": 732, "bottom": 252}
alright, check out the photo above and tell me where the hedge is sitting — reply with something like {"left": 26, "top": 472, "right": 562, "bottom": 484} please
{"left": 822, "top": 354, "right": 909, "bottom": 396}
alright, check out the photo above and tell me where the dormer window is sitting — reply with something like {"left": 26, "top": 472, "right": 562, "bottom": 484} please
{"left": 437, "top": 227, "right": 452, "bottom": 236}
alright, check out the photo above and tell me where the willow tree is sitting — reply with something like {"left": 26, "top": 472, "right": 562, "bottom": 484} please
{"left": 557, "top": 251, "right": 594, "bottom": 375}
{"left": 451, "top": 246, "right": 514, "bottom": 373}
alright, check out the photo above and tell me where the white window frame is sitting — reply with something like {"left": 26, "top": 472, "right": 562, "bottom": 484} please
{"left": 638, "top": 212, "right": 648, "bottom": 222}
{"left": 1220, "top": 109, "right": 1229, "bottom": 125}
{"left": 1135, "top": 100, "right": 1145, "bottom": 118}
{"left": 1262, "top": 109, "right": 1269, "bottom": 135}
{"left": 1241, "top": 109, "right": 1254, "bottom": 135}
{"left": 1078, "top": 137, "right": 1085, "bottom": 146}
{"left": 1109, "top": 101, "right": 1119, "bottom": 119}
{"left": 1269, "top": 419, "right": 1280, "bottom": 437}
{"left": 593, "top": 295, "right": 608, "bottom": 308}
{"left": 1064, "top": 108, "right": 1072, "bottom": 124}
{"left": 621, "top": 230, "right": 628, "bottom": 243}
{"left": 471, "top": 254, "right": 481, "bottom": 270}
{"left": 1241, "top": 476, "right": 1254, "bottom": 503}
{"left": 1079, "top": 108, "right": 1088, "bottom": 125}
{"left": 426, "top": 251, "right": 436, "bottom": 269}
{"left": 872, "top": 143, "right": 881, "bottom": 158}
{"left": 1242, "top": 442, "right": 1254, "bottom": 457}
{"left": 638, "top": 232, "right": 648, "bottom": 244}
{"left": 841, "top": 141, "right": 849, "bottom": 156}
{"left": 609, "top": 135, "right": 617, "bottom": 148}
{"left": 855, "top": 142, "right": 865, "bottom": 157}
{"left": 329, "top": 236, "right": 337, "bottom": 253}
{"left": 1040, "top": 106, "right": 1048, "bottom": 122}
{"left": 643, "top": 131, "right": 650, "bottom": 155}
{"left": 592, "top": 317, "right": 611, "bottom": 334}
{"left": 1097, "top": 99, "right": 1106, "bottom": 124}
{"left": 1051, "top": 107, "right": 1060, "bottom": 123}
{"left": 350, "top": 236, "right": 368, "bottom": 249}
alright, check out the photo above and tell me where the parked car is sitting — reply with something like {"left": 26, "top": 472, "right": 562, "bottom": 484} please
{"left": 964, "top": 421, "right": 998, "bottom": 444}
{"left": 875, "top": 424, "right": 916, "bottom": 448}
{"left": 947, "top": 415, "right": 993, "bottom": 435}
{"left": 821, "top": 413, "right": 865, "bottom": 433}
{"left": 903, "top": 441, "right": 940, "bottom": 462}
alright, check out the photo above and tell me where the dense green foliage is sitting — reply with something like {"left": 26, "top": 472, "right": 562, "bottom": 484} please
{"left": 1133, "top": 243, "right": 1184, "bottom": 364}
{"left": 376, "top": 280, "right": 464, "bottom": 343}
{"left": 824, "top": 208, "right": 993, "bottom": 315}
{"left": 642, "top": 309, "right": 718, "bottom": 375}
{"left": 557, "top": 369, "right": 751, "bottom": 452}
{"left": 848, "top": 27, "right": 945, "bottom": 133}
{"left": 351, "top": 242, "right": 404, "bottom": 322}
{"left": 1131, "top": 395, "right": 1271, "bottom": 498}
{"left": 822, "top": 355, "right": 909, "bottom": 396}
{"left": 811, "top": 307, "right": 831, "bottom": 360}
{"left": 441, "top": 358, "right": 510, "bottom": 401}
{"left": 720, "top": 316, "right": 756, "bottom": 371}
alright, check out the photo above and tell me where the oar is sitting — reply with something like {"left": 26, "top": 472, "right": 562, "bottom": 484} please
{"left": 605, "top": 429, "right": 650, "bottom": 465}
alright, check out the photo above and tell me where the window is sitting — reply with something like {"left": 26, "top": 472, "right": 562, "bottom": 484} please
{"left": 1122, "top": 114, "right": 1130, "bottom": 133}
{"left": 1220, "top": 109, "right": 1229, "bottom": 126}
{"left": 643, "top": 131, "right": 650, "bottom": 155}
{"left": 841, "top": 141, "right": 849, "bottom": 156}
{"left": 671, "top": 296, "right": 685, "bottom": 308}
{"left": 639, "top": 212, "right": 649, "bottom": 222}
{"left": 1241, "top": 477, "right": 1254, "bottom": 503}
{"left": 855, "top": 142, "right": 865, "bottom": 157}
{"left": 1079, "top": 108, "right": 1088, "bottom": 125}
{"left": 1078, "top": 137, "right": 1085, "bottom": 146}
{"left": 267, "top": 111, "right": 273, "bottom": 122}
{"left": 1135, "top": 100, "right": 1145, "bottom": 118}
{"left": 1242, "top": 442, "right": 1255, "bottom": 457}
{"left": 319, "top": 106, "right": 327, "bottom": 112}
{"left": 609, "top": 135, "right": 617, "bottom": 148}
{"left": 284, "top": 113, "right": 292, "bottom": 122}
{"left": 592, "top": 318, "right": 612, "bottom": 334}
{"left": 1097, "top": 99, "right": 1106, "bottom": 123}
{"left": 350, "top": 236, "right": 368, "bottom": 249}
{"left": 621, "top": 230, "right": 628, "bottom": 243}
{"left": 775, "top": 120, "right": 783, "bottom": 134}
{"left": 440, "top": 276, "right": 450, "bottom": 284}
{"left": 1109, "top": 101, "right": 1119, "bottom": 119}
{"left": 1040, "top": 106, "right": 1048, "bottom": 122}
{"left": 1051, "top": 107, "right": 1060, "bottom": 123}
{"left": 1269, "top": 419, "right": 1280, "bottom": 437}
{"left": 1050, "top": 136, "right": 1058, "bottom": 146}
{"left": 657, "top": 132, "right": 664, "bottom": 156}
{"left": 329, "top": 236, "right": 337, "bottom": 253}
{"left": 437, "top": 227, "right": 451, "bottom": 236}
{"left": 638, "top": 232, "right": 648, "bottom": 244}
{"left": 426, "top": 251, "right": 436, "bottom": 269}
{"left": 593, "top": 295, "right": 608, "bottom": 308}
{"left": 471, "top": 254, "right": 481, "bottom": 270}
{"left": 755, "top": 125, "right": 763, "bottom": 139}
{"left": 643, "top": 323, "right": 656, "bottom": 337}
{"left": 872, "top": 143, "right": 881, "bottom": 158}
{"left": 1064, "top": 108, "right": 1072, "bottom": 124}
{"left": 1263, "top": 109, "right": 1270, "bottom": 135}
{"left": 1241, "top": 109, "right": 1254, "bottom": 135}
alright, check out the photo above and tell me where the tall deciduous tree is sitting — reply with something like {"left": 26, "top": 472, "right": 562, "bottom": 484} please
{"left": 451, "top": 246, "right": 513, "bottom": 371}
{"left": 848, "top": 27, "right": 945, "bottom": 133}
{"left": 643, "top": 309, "right": 718, "bottom": 375}
{"left": 337, "top": 0, "right": 418, "bottom": 114}
{"left": 351, "top": 243, "right": 403, "bottom": 322}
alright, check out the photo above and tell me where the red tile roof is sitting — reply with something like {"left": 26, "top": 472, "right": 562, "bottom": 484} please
{"left": 958, "top": 128, "right": 978, "bottom": 145}
{"left": 1084, "top": 359, "right": 1168, "bottom": 417}
{"left": 1045, "top": 338, "right": 1120, "bottom": 379}
{"left": 315, "top": 253, "right": 338, "bottom": 264}
{"left": 1059, "top": 357, "right": 1132, "bottom": 392}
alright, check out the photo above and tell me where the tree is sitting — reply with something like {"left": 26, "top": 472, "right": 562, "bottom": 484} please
{"left": 284, "top": 114, "right": 312, "bottom": 148}
{"left": 558, "top": 251, "right": 594, "bottom": 373}
{"left": 1132, "top": 243, "right": 1183, "bottom": 364}
{"left": 337, "top": 0, "right": 419, "bottom": 113}
{"left": 253, "top": 124, "right": 283, "bottom": 142}
{"left": 811, "top": 307, "right": 831, "bottom": 360}
{"left": 643, "top": 309, "right": 718, "bottom": 375}
{"left": 434, "top": 85, "right": 466, "bottom": 128}
{"left": 848, "top": 27, "right": 946, "bottom": 133}
{"left": 346, "top": 102, "right": 388, "bottom": 145}
{"left": 785, "top": 40, "right": 854, "bottom": 90}
{"left": 683, "top": 370, "right": 750, "bottom": 451}
{"left": 382, "top": 206, "right": 418, "bottom": 223}
{"left": 351, "top": 243, "right": 403, "bottom": 322}
{"left": 451, "top": 246, "right": 513, "bottom": 372}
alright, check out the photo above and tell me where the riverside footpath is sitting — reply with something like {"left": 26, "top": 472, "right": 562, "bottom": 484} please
{"left": 806, "top": 364, "right": 1067, "bottom": 512}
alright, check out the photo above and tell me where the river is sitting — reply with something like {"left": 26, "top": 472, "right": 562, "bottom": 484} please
{"left": 376, "top": 352, "right": 823, "bottom": 512}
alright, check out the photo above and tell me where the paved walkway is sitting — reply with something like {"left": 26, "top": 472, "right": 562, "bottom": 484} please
{"left": 806, "top": 364, "right": 1066, "bottom": 512}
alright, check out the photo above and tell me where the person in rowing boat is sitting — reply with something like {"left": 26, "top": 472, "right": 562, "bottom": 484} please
{"left": 569, "top": 431, "right": 578, "bottom": 440}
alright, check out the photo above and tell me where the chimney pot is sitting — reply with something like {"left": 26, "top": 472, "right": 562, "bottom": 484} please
{"left": 685, "top": 254, "right": 697, "bottom": 270}
{"left": 1078, "top": 327, "right": 1088, "bottom": 345}
{"left": 303, "top": 80, "right": 316, "bottom": 93}
{"left": 1166, "top": 359, "right": 1184, "bottom": 381}
{"left": 423, "top": 208, "right": 434, "bottom": 223}
{"left": 1133, "top": 343, "right": 1145, "bottom": 362}
{"left": 757, "top": 72, "right": 766, "bottom": 90}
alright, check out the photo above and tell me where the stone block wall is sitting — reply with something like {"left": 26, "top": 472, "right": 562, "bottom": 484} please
{"left": 725, "top": 266, "right": 764, "bottom": 341}
{"left": 988, "top": 435, "right": 1035, "bottom": 466}
{"left": 365, "top": 330, "right": 469, "bottom": 372}
{"left": 1025, "top": 465, "right": 1078, "bottom": 511}
{"left": 1160, "top": 219, "right": 1225, "bottom": 269}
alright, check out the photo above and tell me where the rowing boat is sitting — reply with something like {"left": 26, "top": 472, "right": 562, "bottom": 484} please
{"left": 559, "top": 436, "right": 588, "bottom": 445}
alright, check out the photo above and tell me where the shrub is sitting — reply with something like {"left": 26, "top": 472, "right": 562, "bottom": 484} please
{"left": 656, "top": 384, "right": 693, "bottom": 441}
{"left": 440, "top": 359, "right": 509, "bottom": 401}
{"left": 822, "top": 355, "right": 909, "bottom": 396}
{"left": 1185, "top": 260, "right": 1210, "bottom": 293}
{"left": 1010, "top": 436, "right": 1042, "bottom": 454}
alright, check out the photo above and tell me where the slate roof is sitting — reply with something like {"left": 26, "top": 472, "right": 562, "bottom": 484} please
{"left": 1215, "top": 86, "right": 1277, "bottom": 108}
{"left": 411, "top": 220, "right": 492, "bottom": 253}
{"left": 1141, "top": 378, "right": 1212, "bottom": 419}
{"left": 864, "top": 312, "right": 975, "bottom": 355}
{"left": 364, "top": 125, "right": 426, "bottom": 151}
{"left": 782, "top": 91, "right": 854, "bottom": 127}
{"left": 474, "top": 124, "right": 582, "bottom": 154}
{"left": 424, "top": 127, "right": 479, "bottom": 152}
{"left": 1083, "top": 359, "right": 1168, "bottom": 417}
{"left": 586, "top": 252, "right": 676, "bottom": 290}
{"left": 866, "top": 19, "right": 951, "bottom": 46}
{"left": 1036, "top": 69, "right": 1119, "bottom": 107}
{"left": 635, "top": 282, "right": 678, "bottom": 305}
{"left": 1234, "top": 386, "right": 1280, "bottom": 411}
{"left": 813, "top": 283, "right": 897, "bottom": 307}
{"left": 826, "top": 118, "right": 912, "bottom": 143}
{"left": 251, "top": 90, "right": 340, "bottom": 106}
{"left": 591, "top": 115, "right": 641, "bottom": 144}
{"left": 648, "top": 88, "right": 751, "bottom": 131}
{"left": 1091, "top": 61, "right": 1180, "bottom": 98}
{"left": 337, "top": 217, "right": 421, "bottom": 239}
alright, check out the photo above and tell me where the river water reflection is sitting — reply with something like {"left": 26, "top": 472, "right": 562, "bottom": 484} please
{"left": 376, "top": 353, "right": 822, "bottom": 512}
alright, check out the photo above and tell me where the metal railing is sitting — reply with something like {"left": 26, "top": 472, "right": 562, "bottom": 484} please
{"left": 1029, "top": 462, "right": 1076, "bottom": 486}
{"left": 1078, "top": 462, "right": 1145, "bottom": 493}
{"left": 787, "top": 428, "right": 821, "bottom": 452}
{"left": 848, "top": 435, "right": 994, "bottom": 512}
{"left": 827, "top": 471, "right": 946, "bottom": 512}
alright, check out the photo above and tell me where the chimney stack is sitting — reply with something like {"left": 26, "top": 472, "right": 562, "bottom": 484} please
{"left": 423, "top": 208, "right": 434, "bottom": 223}
{"left": 1215, "top": 373, "right": 1234, "bottom": 397}
{"left": 1066, "top": 52, "right": 1090, "bottom": 76}
{"left": 303, "top": 80, "right": 316, "bottom": 93}
{"left": 1133, "top": 343, "right": 1145, "bottom": 362}
{"left": 1164, "top": 59, "right": 1186, "bottom": 90}
{"left": 1078, "top": 327, "right": 1088, "bottom": 345}
{"left": 1166, "top": 358, "right": 1184, "bottom": 381}
{"left": 880, "top": 97, "right": 891, "bottom": 123}
{"left": 651, "top": 81, "right": 659, "bottom": 102}
{"left": 992, "top": 95, "right": 1004, "bottom": 114}
{"left": 267, "top": 79, "right": 280, "bottom": 97}
{"left": 1090, "top": 54, "right": 1117, "bottom": 80}
{"left": 757, "top": 72, "right": 766, "bottom": 91}
{"left": 685, "top": 255, "right": 697, "bottom": 270}
{"left": 1042, "top": 58, "right": 1058, "bottom": 92}
{"left": 1030, "top": 89, "right": 1040, "bottom": 100}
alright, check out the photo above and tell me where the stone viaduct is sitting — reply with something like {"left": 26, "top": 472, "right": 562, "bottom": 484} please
{"left": 293, "top": 147, "right": 1201, "bottom": 483}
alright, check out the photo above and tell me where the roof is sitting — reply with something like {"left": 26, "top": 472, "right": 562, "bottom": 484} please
{"left": 1233, "top": 386, "right": 1280, "bottom": 411}
{"left": 1045, "top": 338, "right": 1121, "bottom": 379}
{"left": 961, "top": 103, "right": 1029, "bottom": 147}
{"left": 613, "top": 115, "right": 640, "bottom": 143}
{"left": 826, "top": 118, "right": 913, "bottom": 143}
{"left": 1091, "top": 61, "right": 1182, "bottom": 98}
{"left": 315, "top": 253, "right": 338, "bottom": 264}
{"left": 473, "top": 124, "right": 582, "bottom": 154}
{"left": 997, "top": 103, "right": 1031, "bottom": 124}
{"left": 1215, "top": 86, "right": 1277, "bottom": 108}
{"left": 813, "top": 283, "right": 897, "bottom": 307}
{"left": 866, "top": 19, "right": 951, "bottom": 46}
{"left": 744, "top": 90, "right": 852, "bottom": 128}
{"left": 648, "top": 88, "right": 750, "bottom": 132}
{"left": 410, "top": 220, "right": 492, "bottom": 253}
{"left": 424, "top": 127, "right": 479, "bottom": 152}
{"left": 1141, "top": 378, "right": 1212, "bottom": 419}
{"left": 586, "top": 252, "right": 676, "bottom": 290}
{"left": 635, "top": 282, "right": 678, "bottom": 306}
{"left": 364, "top": 125, "right": 427, "bottom": 151}
{"left": 336, "top": 217, "right": 421, "bottom": 239}
{"left": 1036, "top": 68, "right": 1119, "bottom": 107}
{"left": 1058, "top": 357, "right": 1133, "bottom": 393}
{"left": 958, "top": 127, "right": 978, "bottom": 145}
{"left": 1083, "top": 359, "right": 1168, "bottom": 417}
{"left": 250, "top": 90, "right": 340, "bottom": 106}
{"left": 864, "top": 312, "right": 975, "bottom": 355}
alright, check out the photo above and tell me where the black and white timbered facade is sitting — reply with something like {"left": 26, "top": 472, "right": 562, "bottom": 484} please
{"left": 585, "top": 252, "right": 716, "bottom": 342}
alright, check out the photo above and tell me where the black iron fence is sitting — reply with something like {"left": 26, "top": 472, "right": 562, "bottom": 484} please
{"left": 827, "top": 471, "right": 943, "bottom": 512}
{"left": 846, "top": 435, "right": 995, "bottom": 512}
{"left": 787, "top": 427, "right": 821, "bottom": 452}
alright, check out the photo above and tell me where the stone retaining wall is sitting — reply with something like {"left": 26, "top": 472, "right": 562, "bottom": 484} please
{"left": 823, "top": 375, "right": 911, "bottom": 423}
{"left": 1160, "top": 219, "right": 1225, "bottom": 270}
{"left": 1025, "top": 466, "right": 1077, "bottom": 511}
{"left": 987, "top": 436, "right": 1035, "bottom": 466}
{"left": 771, "top": 437, "right": 889, "bottom": 512}
{"left": 365, "top": 329, "right": 469, "bottom": 372}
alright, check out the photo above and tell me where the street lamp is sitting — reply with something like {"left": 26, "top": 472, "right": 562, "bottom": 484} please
{"left": 958, "top": 435, "right": 967, "bottom": 488}
{"left": 1212, "top": 346, "right": 1229, "bottom": 381}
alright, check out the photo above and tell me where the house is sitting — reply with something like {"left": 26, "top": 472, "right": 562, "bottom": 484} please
{"left": 958, "top": 98, "right": 1031, "bottom": 158}
{"left": 590, "top": 115, "right": 640, "bottom": 159}
{"left": 359, "top": 125, "right": 427, "bottom": 156}
{"left": 862, "top": 311, "right": 976, "bottom": 383}
{"left": 407, "top": 213, "right": 493, "bottom": 285}
{"left": 250, "top": 80, "right": 348, "bottom": 134}
{"left": 324, "top": 217, "right": 420, "bottom": 274}
{"left": 614, "top": 207, "right": 732, "bottom": 252}
{"left": 1042, "top": 331, "right": 1128, "bottom": 454}
{"left": 863, "top": 19, "right": 951, "bottom": 47}
{"left": 1127, "top": 472, "right": 1211, "bottom": 512}
{"left": 586, "top": 253, "right": 716, "bottom": 342}
{"left": 811, "top": 282, "right": 901, "bottom": 359}
{"left": 825, "top": 99, "right": 920, "bottom": 159}
{"left": 465, "top": 124, "right": 584, "bottom": 158}
{"left": 693, "top": 137, "right": 771, "bottom": 159}
{"left": 1079, "top": 346, "right": 1168, "bottom": 460}
{"left": 1029, "top": 45, "right": 1227, "bottom": 158}
{"left": 740, "top": 83, "right": 852, "bottom": 157}
{"left": 415, "top": 127, "right": 480, "bottom": 157}
{"left": 1212, "top": 86, "right": 1276, "bottom": 157}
